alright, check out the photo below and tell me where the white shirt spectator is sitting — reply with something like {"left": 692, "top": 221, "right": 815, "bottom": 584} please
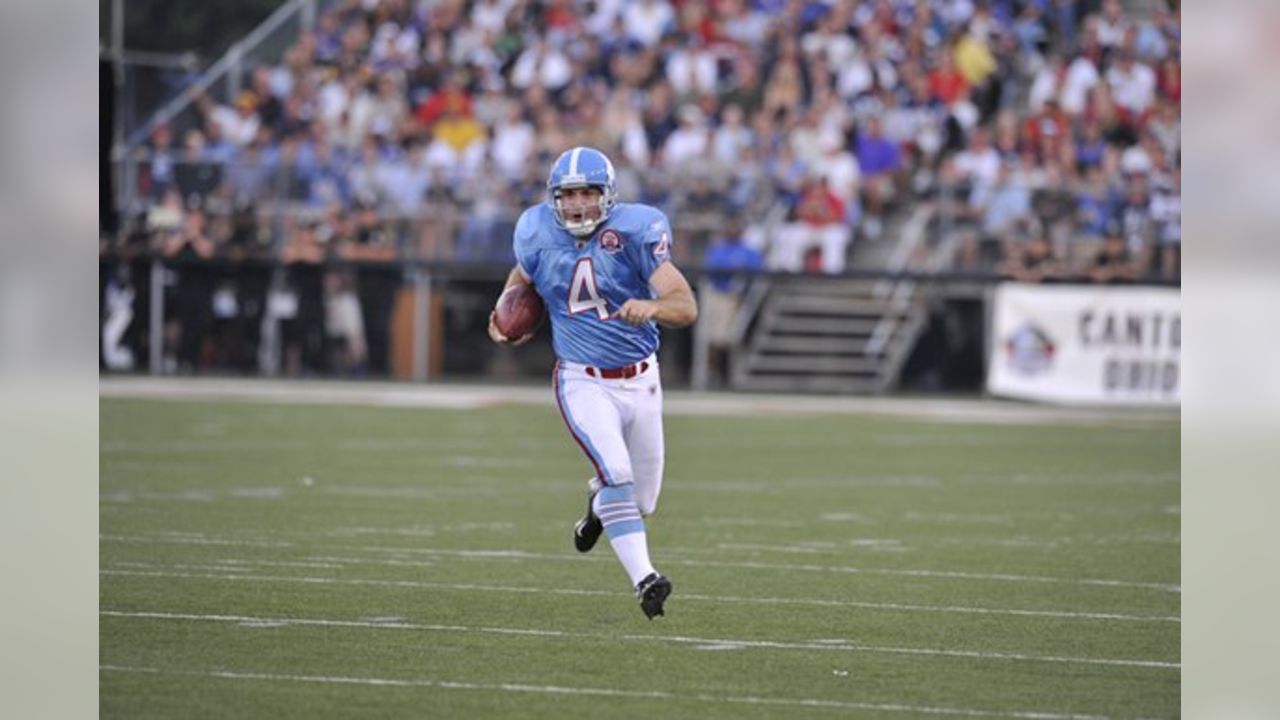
{"left": 937, "top": 0, "right": 976, "bottom": 28}
{"left": 510, "top": 42, "right": 572, "bottom": 92}
{"left": 723, "top": 6, "right": 770, "bottom": 49}
{"left": 1027, "top": 63, "right": 1059, "bottom": 113}
{"left": 491, "top": 113, "right": 535, "bottom": 181}
{"left": 369, "top": 21, "right": 421, "bottom": 70}
{"left": 209, "top": 102, "right": 260, "bottom": 147}
{"left": 346, "top": 79, "right": 408, "bottom": 144}
{"left": 1120, "top": 144, "right": 1153, "bottom": 176}
{"left": 666, "top": 47, "right": 718, "bottom": 97}
{"left": 1149, "top": 181, "right": 1181, "bottom": 244}
{"left": 585, "top": 0, "right": 625, "bottom": 35}
{"left": 377, "top": 150, "right": 432, "bottom": 215}
{"left": 317, "top": 77, "right": 351, "bottom": 132}
{"left": 814, "top": 144, "right": 861, "bottom": 210}
{"left": 1060, "top": 56, "right": 1100, "bottom": 115}
{"left": 837, "top": 52, "right": 897, "bottom": 101}
{"left": 1096, "top": 2, "right": 1130, "bottom": 50}
{"left": 663, "top": 109, "right": 709, "bottom": 169}
{"left": 470, "top": 0, "right": 511, "bottom": 34}
{"left": 712, "top": 122, "right": 753, "bottom": 166}
{"left": 623, "top": 0, "right": 675, "bottom": 47}
{"left": 802, "top": 26, "right": 857, "bottom": 68}
{"left": 1107, "top": 60, "right": 1157, "bottom": 115}
{"left": 423, "top": 139, "right": 460, "bottom": 175}
{"left": 953, "top": 145, "right": 1001, "bottom": 188}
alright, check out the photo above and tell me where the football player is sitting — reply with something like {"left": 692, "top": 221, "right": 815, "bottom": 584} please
{"left": 489, "top": 147, "right": 697, "bottom": 619}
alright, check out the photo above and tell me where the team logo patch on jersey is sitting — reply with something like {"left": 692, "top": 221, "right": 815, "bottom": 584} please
{"left": 653, "top": 232, "right": 670, "bottom": 260}
{"left": 598, "top": 229, "right": 624, "bottom": 254}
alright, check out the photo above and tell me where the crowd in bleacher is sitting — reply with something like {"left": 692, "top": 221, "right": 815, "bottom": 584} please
{"left": 105, "top": 0, "right": 1179, "bottom": 374}
{"left": 122, "top": 0, "right": 1178, "bottom": 275}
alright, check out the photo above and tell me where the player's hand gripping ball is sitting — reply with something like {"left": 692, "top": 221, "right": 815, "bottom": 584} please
{"left": 490, "top": 284, "right": 545, "bottom": 344}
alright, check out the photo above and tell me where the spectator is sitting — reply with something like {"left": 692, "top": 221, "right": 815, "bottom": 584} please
{"left": 700, "top": 218, "right": 764, "bottom": 387}
{"left": 665, "top": 36, "right": 718, "bottom": 99}
{"left": 279, "top": 218, "right": 328, "bottom": 376}
{"left": 997, "top": 233, "right": 1062, "bottom": 283}
{"left": 202, "top": 90, "right": 262, "bottom": 148}
{"left": 854, "top": 115, "right": 901, "bottom": 240}
{"left": 1149, "top": 165, "right": 1180, "bottom": 280}
{"left": 174, "top": 129, "right": 222, "bottom": 207}
{"left": 414, "top": 72, "right": 474, "bottom": 128}
{"left": 1113, "top": 172, "right": 1156, "bottom": 274}
{"left": 953, "top": 126, "right": 1001, "bottom": 191}
{"left": 226, "top": 133, "right": 272, "bottom": 205}
{"left": 491, "top": 102, "right": 536, "bottom": 181}
{"left": 162, "top": 205, "right": 217, "bottom": 373}
{"left": 1058, "top": 52, "right": 1100, "bottom": 117}
{"left": 662, "top": 104, "right": 710, "bottom": 170}
{"left": 1156, "top": 54, "right": 1180, "bottom": 105}
{"left": 1085, "top": 225, "right": 1141, "bottom": 284}
{"left": 342, "top": 201, "right": 399, "bottom": 375}
{"left": 1106, "top": 49, "right": 1157, "bottom": 124}
{"left": 927, "top": 46, "right": 969, "bottom": 106}
{"left": 811, "top": 131, "right": 861, "bottom": 224}
{"left": 109, "top": 0, "right": 1180, "bottom": 385}
{"left": 323, "top": 270, "right": 367, "bottom": 375}
{"left": 623, "top": 0, "right": 675, "bottom": 48}
{"left": 720, "top": 55, "right": 765, "bottom": 119}
{"left": 777, "top": 176, "right": 852, "bottom": 274}
{"left": 510, "top": 39, "right": 573, "bottom": 93}
{"left": 141, "top": 122, "right": 177, "bottom": 201}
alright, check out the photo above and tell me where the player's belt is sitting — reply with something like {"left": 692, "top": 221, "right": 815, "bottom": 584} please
{"left": 586, "top": 360, "right": 650, "bottom": 380}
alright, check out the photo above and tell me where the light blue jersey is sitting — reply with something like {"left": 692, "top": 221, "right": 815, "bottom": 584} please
{"left": 514, "top": 202, "right": 674, "bottom": 367}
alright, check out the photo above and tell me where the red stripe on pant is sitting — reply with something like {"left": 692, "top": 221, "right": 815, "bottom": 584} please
{"left": 552, "top": 361, "right": 608, "bottom": 486}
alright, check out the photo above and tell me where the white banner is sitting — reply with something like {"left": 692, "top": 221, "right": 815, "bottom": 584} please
{"left": 987, "top": 283, "right": 1180, "bottom": 406}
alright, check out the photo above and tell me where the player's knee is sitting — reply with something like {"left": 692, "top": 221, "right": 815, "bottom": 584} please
{"left": 636, "top": 495, "right": 658, "bottom": 517}
{"left": 601, "top": 466, "right": 633, "bottom": 487}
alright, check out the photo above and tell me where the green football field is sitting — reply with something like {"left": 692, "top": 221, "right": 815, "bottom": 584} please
{"left": 100, "top": 392, "right": 1179, "bottom": 719}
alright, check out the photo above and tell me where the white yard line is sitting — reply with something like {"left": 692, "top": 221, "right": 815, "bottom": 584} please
{"left": 99, "top": 664, "right": 1111, "bottom": 719}
{"left": 99, "top": 533, "right": 1181, "bottom": 593}
{"left": 98, "top": 532, "right": 1178, "bottom": 592}
{"left": 349, "top": 544, "right": 1182, "bottom": 593}
{"left": 100, "top": 376, "right": 1176, "bottom": 426}
{"left": 101, "top": 565, "right": 1178, "bottom": 624}
{"left": 100, "top": 609, "right": 1177, "bottom": 671}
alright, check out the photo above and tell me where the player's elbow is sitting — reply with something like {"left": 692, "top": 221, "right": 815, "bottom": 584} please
{"left": 670, "top": 297, "right": 698, "bottom": 328}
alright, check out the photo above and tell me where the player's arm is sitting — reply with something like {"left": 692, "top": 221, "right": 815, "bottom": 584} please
{"left": 616, "top": 261, "right": 699, "bottom": 328}
{"left": 488, "top": 265, "right": 535, "bottom": 345}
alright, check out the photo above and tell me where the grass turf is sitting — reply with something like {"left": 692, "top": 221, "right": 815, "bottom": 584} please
{"left": 100, "top": 395, "right": 1179, "bottom": 719}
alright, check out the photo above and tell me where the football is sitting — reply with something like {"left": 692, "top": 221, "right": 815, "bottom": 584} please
{"left": 493, "top": 283, "right": 546, "bottom": 340}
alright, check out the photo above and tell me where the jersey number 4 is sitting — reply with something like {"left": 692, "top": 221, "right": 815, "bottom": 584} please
{"left": 568, "top": 258, "right": 610, "bottom": 321}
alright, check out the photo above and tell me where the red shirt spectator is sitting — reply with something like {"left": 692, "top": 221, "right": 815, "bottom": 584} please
{"left": 544, "top": 0, "right": 578, "bottom": 33}
{"left": 795, "top": 180, "right": 845, "bottom": 227}
{"left": 1157, "top": 56, "right": 1180, "bottom": 105}
{"left": 1022, "top": 100, "right": 1070, "bottom": 154}
{"left": 414, "top": 74, "right": 474, "bottom": 127}
{"left": 928, "top": 51, "right": 969, "bottom": 105}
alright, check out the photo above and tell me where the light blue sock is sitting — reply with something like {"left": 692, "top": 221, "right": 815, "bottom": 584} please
{"left": 594, "top": 484, "right": 655, "bottom": 585}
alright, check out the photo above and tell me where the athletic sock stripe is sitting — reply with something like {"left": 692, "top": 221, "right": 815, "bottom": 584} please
{"left": 596, "top": 502, "right": 634, "bottom": 512}
{"left": 600, "top": 513, "right": 642, "bottom": 524}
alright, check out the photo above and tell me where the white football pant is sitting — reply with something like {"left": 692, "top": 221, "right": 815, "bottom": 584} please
{"left": 552, "top": 353, "right": 664, "bottom": 516}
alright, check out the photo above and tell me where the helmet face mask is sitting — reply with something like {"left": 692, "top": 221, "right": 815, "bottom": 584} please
{"left": 547, "top": 147, "right": 617, "bottom": 237}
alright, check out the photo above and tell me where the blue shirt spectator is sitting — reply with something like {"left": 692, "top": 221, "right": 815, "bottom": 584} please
{"left": 704, "top": 230, "right": 764, "bottom": 294}
{"left": 856, "top": 117, "right": 902, "bottom": 176}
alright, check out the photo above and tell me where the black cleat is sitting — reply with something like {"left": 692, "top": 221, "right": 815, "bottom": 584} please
{"left": 636, "top": 573, "right": 672, "bottom": 619}
{"left": 573, "top": 492, "right": 602, "bottom": 553}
